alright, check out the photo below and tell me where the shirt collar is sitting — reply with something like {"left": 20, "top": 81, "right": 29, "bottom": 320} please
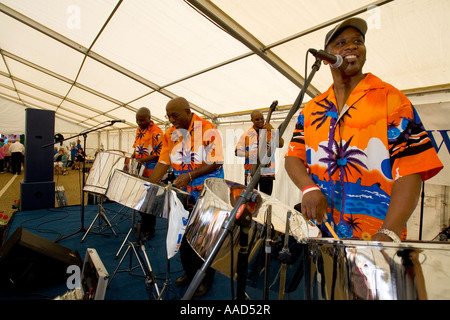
{"left": 316, "top": 73, "right": 385, "bottom": 105}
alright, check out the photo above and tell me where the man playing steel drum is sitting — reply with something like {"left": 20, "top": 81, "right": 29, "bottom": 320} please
{"left": 149, "top": 96, "right": 224, "bottom": 298}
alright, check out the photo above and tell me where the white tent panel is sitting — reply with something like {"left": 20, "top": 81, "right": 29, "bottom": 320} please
{"left": 66, "top": 86, "right": 121, "bottom": 114}
{"left": 0, "top": 14, "right": 85, "bottom": 80}
{"left": 14, "top": 82, "right": 63, "bottom": 105}
{"left": 5, "top": 57, "right": 73, "bottom": 96}
{"left": 0, "top": 74, "right": 14, "bottom": 88}
{"left": 166, "top": 55, "right": 303, "bottom": 115}
{"left": 105, "top": 107, "right": 138, "bottom": 125}
{"left": 361, "top": 0, "right": 450, "bottom": 91}
{"left": 0, "top": 56, "right": 9, "bottom": 73}
{"left": 0, "top": 89, "right": 20, "bottom": 102}
{"left": 20, "top": 96, "right": 58, "bottom": 112}
{"left": 57, "top": 108, "right": 87, "bottom": 122}
{"left": 128, "top": 92, "right": 172, "bottom": 122}
{"left": 211, "top": 0, "right": 375, "bottom": 45}
{"left": 2, "top": 0, "right": 119, "bottom": 48}
{"left": 92, "top": 0, "right": 250, "bottom": 86}
{"left": 76, "top": 57, "right": 152, "bottom": 104}
{"left": 59, "top": 100, "right": 100, "bottom": 118}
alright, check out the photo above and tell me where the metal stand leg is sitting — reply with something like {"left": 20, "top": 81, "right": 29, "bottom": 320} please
{"left": 81, "top": 196, "right": 118, "bottom": 243}
{"left": 157, "top": 185, "right": 178, "bottom": 300}
{"left": 107, "top": 210, "right": 160, "bottom": 299}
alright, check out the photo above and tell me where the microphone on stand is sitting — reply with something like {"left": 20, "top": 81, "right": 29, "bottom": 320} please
{"left": 309, "top": 48, "right": 343, "bottom": 68}
{"left": 110, "top": 119, "right": 126, "bottom": 123}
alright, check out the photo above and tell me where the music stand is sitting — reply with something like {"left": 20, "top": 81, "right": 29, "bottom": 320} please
{"left": 42, "top": 121, "right": 119, "bottom": 243}
{"left": 183, "top": 53, "right": 324, "bottom": 300}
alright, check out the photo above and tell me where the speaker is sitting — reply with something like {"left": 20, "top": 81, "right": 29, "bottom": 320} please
{"left": 24, "top": 108, "right": 55, "bottom": 183}
{"left": 0, "top": 227, "right": 82, "bottom": 291}
{"left": 20, "top": 180, "right": 55, "bottom": 211}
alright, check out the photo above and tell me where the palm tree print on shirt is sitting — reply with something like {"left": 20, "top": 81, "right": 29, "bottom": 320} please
{"left": 312, "top": 99, "right": 367, "bottom": 237}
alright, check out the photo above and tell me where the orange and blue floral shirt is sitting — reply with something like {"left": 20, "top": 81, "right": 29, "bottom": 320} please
{"left": 286, "top": 73, "right": 443, "bottom": 239}
{"left": 159, "top": 113, "right": 224, "bottom": 200}
{"left": 235, "top": 127, "right": 277, "bottom": 179}
{"left": 133, "top": 121, "right": 163, "bottom": 177}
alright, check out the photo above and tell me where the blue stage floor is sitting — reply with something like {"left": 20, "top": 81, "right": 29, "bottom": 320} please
{"left": 0, "top": 202, "right": 306, "bottom": 301}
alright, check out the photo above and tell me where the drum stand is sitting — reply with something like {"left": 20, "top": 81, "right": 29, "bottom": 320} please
{"left": 157, "top": 183, "right": 179, "bottom": 300}
{"left": 278, "top": 210, "right": 292, "bottom": 300}
{"left": 107, "top": 209, "right": 160, "bottom": 299}
{"left": 183, "top": 54, "right": 324, "bottom": 300}
{"left": 81, "top": 196, "right": 118, "bottom": 243}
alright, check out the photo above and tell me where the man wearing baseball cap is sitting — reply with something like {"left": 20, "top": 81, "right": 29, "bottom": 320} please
{"left": 285, "top": 18, "right": 443, "bottom": 242}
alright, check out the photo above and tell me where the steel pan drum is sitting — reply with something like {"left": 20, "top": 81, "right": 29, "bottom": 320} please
{"left": 304, "top": 238, "right": 450, "bottom": 300}
{"left": 84, "top": 151, "right": 128, "bottom": 195}
{"left": 184, "top": 178, "right": 320, "bottom": 277}
{"left": 105, "top": 169, "right": 192, "bottom": 217}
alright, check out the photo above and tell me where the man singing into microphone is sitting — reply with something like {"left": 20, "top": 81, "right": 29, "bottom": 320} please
{"left": 285, "top": 18, "right": 443, "bottom": 242}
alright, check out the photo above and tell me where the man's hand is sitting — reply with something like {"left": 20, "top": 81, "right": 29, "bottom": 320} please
{"left": 301, "top": 190, "right": 329, "bottom": 223}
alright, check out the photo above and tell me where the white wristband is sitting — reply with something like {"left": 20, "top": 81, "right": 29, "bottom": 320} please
{"left": 302, "top": 186, "right": 321, "bottom": 196}
{"left": 376, "top": 228, "right": 401, "bottom": 243}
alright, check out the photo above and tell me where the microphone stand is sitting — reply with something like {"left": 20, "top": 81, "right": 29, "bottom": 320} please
{"left": 183, "top": 55, "right": 323, "bottom": 300}
{"left": 42, "top": 121, "right": 118, "bottom": 242}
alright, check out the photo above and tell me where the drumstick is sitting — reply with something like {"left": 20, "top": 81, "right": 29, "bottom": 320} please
{"left": 324, "top": 221, "right": 339, "bottom": 240}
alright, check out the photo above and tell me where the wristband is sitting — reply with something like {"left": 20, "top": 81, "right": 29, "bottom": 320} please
{"left": 376, "top": 228, "right": 401, "bottom": 243}
{"left": 302, "top": 185, "right": 320, "bottom": 196}
{"left": 188, "top": 172, "right": 193, "bottom": 181}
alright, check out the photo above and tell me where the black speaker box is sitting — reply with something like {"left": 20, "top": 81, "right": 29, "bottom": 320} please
{"left": 24, "top": 108, "right": 55, "bottom": 183}
{"left": 0, "top": 227, "right": 82, "bottom": 291}
{"left": 20, "top": 180, "right": 55, "bottom": 211}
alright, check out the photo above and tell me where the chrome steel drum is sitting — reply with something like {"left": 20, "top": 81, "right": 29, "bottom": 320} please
{"left": 105, "top": 169, "right": 191, "bottom": 216}
{"left": 305, "top": 238, "right": 450, "bottom": 300}
{"left": 184, "top": 178, "right": 320, "bottom": 277}
{"left": 84, "top": 151, "right": 128, "bottom": 195}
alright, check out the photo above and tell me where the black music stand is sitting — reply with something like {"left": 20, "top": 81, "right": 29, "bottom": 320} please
{"left": 43, "top": 121, "right": 119, "bottom": 243}
{"left": 183, "top": 53, "right": 324, "bottom": 300}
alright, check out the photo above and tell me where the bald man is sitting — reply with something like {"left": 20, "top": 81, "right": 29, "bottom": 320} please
{"left": 149, "top": 97, "right": 224, "bottom": 199}
{"left": 129, "top": 107, "right": 163, "bottom": 240}
{"left": 235, "top": 110, "right": 284, "bottom": 195}
{"left": 130, "top": 107, "right": 163, "bottom": 178}
{"left": 149, "top": 97, "right": 224, "bottom": 298}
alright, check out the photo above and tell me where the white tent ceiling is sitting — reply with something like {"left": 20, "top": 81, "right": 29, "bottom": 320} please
{"left": 0, "top": 0, "right": 449, "bottom": 132}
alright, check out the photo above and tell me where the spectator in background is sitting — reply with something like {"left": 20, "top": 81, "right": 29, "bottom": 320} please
{"left": 74, "top": 140, "right": 85, "bottom": 170}
{"left": 3, "top": 140, "right": 12, "bottom": 173}
{"left": 10, "top": 139, "right": 25, "bottom": 175}
{"left": 69, "top": 143, "right": 78, "bottom": 169}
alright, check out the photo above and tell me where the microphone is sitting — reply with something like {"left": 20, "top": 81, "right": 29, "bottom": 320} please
{"left": 309, "top": 49, "right": 343, "bottom": 68}
{"left": 270, "top": 100, "right": 278, "bottom": 108}
{"left": 110, "top": 119, "right": 126, "bottom": 123}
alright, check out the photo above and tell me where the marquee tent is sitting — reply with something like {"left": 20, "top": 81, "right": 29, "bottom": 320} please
{"left": 0, "top": 0, "right": 449, "bottom": 239}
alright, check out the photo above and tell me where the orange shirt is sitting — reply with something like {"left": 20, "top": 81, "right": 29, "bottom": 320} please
{"left": 132, "top": 121, "right": 163, "bottom": 177}
{"left": 235, "top": 127, "right": 277, "bottom": 177}
{"left": 159, "top": 113, "right": 224, "bottom": 199}
{"left": 286, "top": 73, "right": 443, "bottom": 239}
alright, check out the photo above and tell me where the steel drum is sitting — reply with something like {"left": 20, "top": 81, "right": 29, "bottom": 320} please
{"left": 304, "top": 238, "right": 450, "bottom": 300}
{"left": 84, "top": 151, "right": 128, "bottom": 195}
{"left": 184, "top": 178, "right": 320, "bottom": 278}
{"left": 105, "top": 169, "right": 192, "bottom": 216}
